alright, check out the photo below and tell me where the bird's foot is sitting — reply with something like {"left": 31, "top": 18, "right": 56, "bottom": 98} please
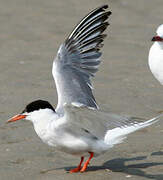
{"left": 80, "top": 152, "right": 94, "bottom": 173}
{"left": 69, "top": 167, "right": 81, "bottom": 173}
{"left": 69, "top": 156, "right": 84, "bottom": 173}
{"left": 80, "top": 165, "right": 87, "bottom": 173}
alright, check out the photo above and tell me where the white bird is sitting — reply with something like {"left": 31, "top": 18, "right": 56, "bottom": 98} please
{"left": 149, "top": 24, "right": 163, "bottom": 84}
{"left": 7, "top": 5, "right": 161, "bottom": 173}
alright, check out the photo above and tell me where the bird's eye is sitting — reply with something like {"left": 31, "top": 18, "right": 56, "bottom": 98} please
{"left": 21, "top": 109, "right": 26, "bottom": 113}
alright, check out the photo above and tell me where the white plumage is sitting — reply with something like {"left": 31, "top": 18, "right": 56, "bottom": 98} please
{"left": 7, "top": 5, "right": 162, "bottom": 173}
{"left": 148, "top": 24, "right": 163, "bottom": 84}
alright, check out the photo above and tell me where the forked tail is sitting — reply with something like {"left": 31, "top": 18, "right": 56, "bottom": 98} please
{"left": 104, "top": 115, "right": 161, "bottom": 147}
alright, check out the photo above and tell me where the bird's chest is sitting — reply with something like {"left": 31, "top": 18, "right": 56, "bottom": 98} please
{"left": 149, "top": 47, "right": 163, "bottom": 83}
{"left": 33, "top": 123, "right": 64, "bottom": 148}
{"left": 33, "top": 123, "right": 57, "bottom": 146}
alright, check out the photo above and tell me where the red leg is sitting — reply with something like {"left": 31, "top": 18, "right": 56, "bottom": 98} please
{"left": 70, "top": 157, "right": 84, "bottom": 173}
{"left": 80, "top": 152, "right": 94, "bottom": 173}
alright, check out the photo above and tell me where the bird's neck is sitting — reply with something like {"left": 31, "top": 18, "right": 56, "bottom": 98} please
{"left": 29, "top": 109, "right": 57, "bottom": 139}
{"left": 154, "top": 41, "right": 163, "bottom": 50}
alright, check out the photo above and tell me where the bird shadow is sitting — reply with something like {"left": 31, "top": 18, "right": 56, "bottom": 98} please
{"left": 101, "top": 153, "right": 163, "bottom": 180}
{"left": 41, "top": 151, "right": 163, "bottom": 179}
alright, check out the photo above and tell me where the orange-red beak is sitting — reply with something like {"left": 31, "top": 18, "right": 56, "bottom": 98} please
{"left": 7, "top": 114, "right": 27, "bottom": 123}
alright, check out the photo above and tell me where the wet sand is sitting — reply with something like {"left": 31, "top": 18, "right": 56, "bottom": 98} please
{"left": 0, "top": 0, "right": 163, "bottom": 179}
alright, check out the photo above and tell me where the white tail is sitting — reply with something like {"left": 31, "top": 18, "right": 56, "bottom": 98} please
{"left": 104, "top": 115, "right": 160, "bottom": 147}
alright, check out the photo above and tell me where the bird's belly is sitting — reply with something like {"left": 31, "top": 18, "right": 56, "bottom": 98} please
{"left": 149, "top": 47, "right": 163, "bottom": 84}
{"left": 35, "top": 126, "right": 108, "bottom": 156}
{"left": 41, "top": 131, "right": 91, "bottom": 156}
{"left": 150, "top": 61, "right": 163, "bottom": 84}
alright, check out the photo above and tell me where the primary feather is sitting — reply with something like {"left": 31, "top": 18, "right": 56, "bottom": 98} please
{"left": 52, "top": 5, "right": 111, "bottom": 113}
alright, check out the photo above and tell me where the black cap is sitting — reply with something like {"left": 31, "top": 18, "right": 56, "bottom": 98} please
{"left": 22, "top": 100, "right": 55, "bottom": 113}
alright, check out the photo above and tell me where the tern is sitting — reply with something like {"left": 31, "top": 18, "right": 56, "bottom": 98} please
{"left": 149, "top": 24, "right": 163, "bottom": 84}
{"left": 8, "top": 5, "right": 161, "bottom": 173}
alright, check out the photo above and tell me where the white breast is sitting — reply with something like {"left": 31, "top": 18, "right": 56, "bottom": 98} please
{"left": 148, "top": 42, "right": 163, "bottom": 84}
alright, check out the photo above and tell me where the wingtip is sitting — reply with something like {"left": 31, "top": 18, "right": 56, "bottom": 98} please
{"left": 100, "top": 5, "right": 112, "bottom": 15}
{"left": 108, "top": 11, "right": 112, "bottom": 16}
{"left": 97, "top": 5, "right": 111, "bottom": 14}
{"left": 101, "top": 4, "right": 109, "bottom": 9}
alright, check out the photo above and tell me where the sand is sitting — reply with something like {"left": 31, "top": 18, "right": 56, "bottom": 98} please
{"left": 0, "top": 0, "right": 163, "bottom": 179}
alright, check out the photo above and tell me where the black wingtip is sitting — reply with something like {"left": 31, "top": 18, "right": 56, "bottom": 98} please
{"left": 102, "top": 4, "right": 109, "bottom": 9}
{"left": 99, "top": 5, "right": 111, "bottom": 14}
{"left": 65, "top": 4, "right": 111, "bottom": 53}
{"left": 95, "top": 5, "right": 110, "bottom": 13}
{"left": 108, "top": 11, "right": 112, "bottom": 16}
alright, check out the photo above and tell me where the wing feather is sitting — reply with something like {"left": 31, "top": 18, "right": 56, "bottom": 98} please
{"left": 62, "top": 104, "right": 160, "bottom": 140}
{"left": 52, "top": 5, "right": 111, "bottom": 113}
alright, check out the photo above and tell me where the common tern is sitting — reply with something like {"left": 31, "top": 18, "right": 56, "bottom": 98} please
{"left": 149, "top": 24, "right": 163, "bottom": 84}
{"left": 7, "top": 5, "right": 161, "bottom": 173}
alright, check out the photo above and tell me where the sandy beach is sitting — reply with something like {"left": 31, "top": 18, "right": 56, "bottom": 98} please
{"left": 0, "top": 0, "right": 163, "bottom": 179}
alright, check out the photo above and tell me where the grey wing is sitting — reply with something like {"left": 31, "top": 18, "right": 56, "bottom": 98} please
{"left": 62, "top": 104, "right": 151, "bottom": 140}
{"left": 52, "top": 5, "right": 111, "bottom": 113}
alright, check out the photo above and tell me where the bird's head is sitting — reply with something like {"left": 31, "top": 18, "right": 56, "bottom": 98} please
{"left": 152, "top": 24, "right": 163, "bottom": 43}
{"left": 7, "top": 100, "right": 55, "bottom": 123}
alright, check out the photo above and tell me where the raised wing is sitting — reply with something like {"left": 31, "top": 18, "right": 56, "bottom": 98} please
{"left": 52, "top": 5, "right": 111, "bottom": 113}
